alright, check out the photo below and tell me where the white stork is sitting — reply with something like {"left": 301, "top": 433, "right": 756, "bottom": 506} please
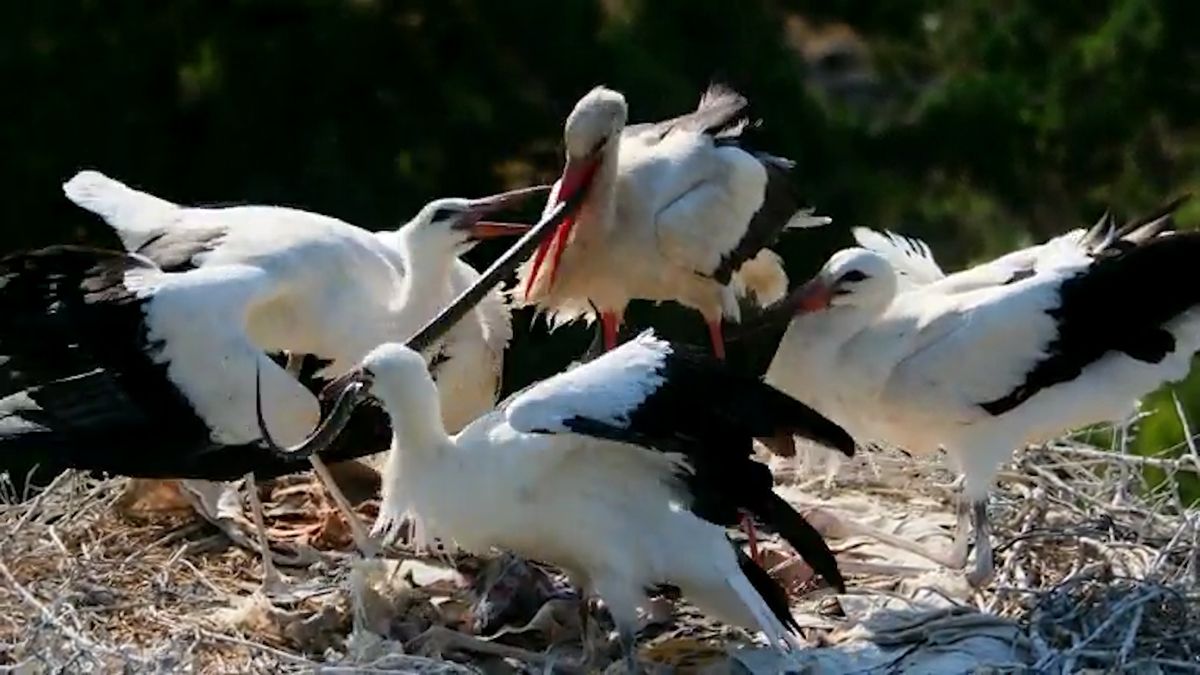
{"left": 515, "top": 85, "right": 829, "bottom": 562}
{"left": 0, "top": 185, "right": 558, "bottom": 590}
{"left": 515, "top": 84, "right": 830, "bottom": 360}
{"left": 769, "top": 204, "right": 1181, "bottom": 482}
{"left": 260, "top": 331, "right": 854, "bottom": 670}
{"left": 62, "top": 170, "right": 533, "bottom": 433}
{"left": 759, "top": 200, "right": 1195, "bottom": 585}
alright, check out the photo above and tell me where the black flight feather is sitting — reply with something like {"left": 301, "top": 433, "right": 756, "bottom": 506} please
{"left": 0, "top": 246, "right": 389, "bottom": 485}
{"left": 982, "top": 226, "right": 1200, "bottom": 415}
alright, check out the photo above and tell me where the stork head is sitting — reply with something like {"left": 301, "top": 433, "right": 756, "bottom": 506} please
{"left": 522, "top": 87, "right": 628, "bottom": 297}
{"left": 788, "top": 248, "right": 897, "bottom": 315}
{"left": 313, "top": 343, "right": 437, "bottom": 415}
{"left": 255, "top": 342, "right": 446, "bottom": 461}
{"left": 403, "top": 185, "right": 549, "bottom": 255}
{"left": 564, "top": 86, "right": 628, "bottom": 160}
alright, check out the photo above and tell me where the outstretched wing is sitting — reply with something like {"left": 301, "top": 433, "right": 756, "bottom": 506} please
{"left": 504, "top": 330, "right": 854, "bottom": 456}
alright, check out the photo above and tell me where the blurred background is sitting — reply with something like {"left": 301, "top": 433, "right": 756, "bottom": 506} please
{"left": 4, "top": 0, "right": 1199, "bottom": 498}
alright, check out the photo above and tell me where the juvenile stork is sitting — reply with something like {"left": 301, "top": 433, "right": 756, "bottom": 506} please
{"left": 768, "top": 206, "right": 1179, "bottom": 481}
{"left": 516, "top": 84, "right": 830, "bottom": 360}
{"left": 259, "top": 331, "right": 854, "bottom": 670}
{"left": 62, "top": 170, "right": 534, "bottom": 432}
{"left": 759, "top": 201, "right": 1196, "bottom": 585}
{"left": 0, "top": 188, "right": 562, "bottom": 590}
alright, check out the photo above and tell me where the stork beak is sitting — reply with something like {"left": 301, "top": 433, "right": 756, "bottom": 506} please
{"left": 523, "top": 153, "right": 602, "bottom": 298}
{"left": 318, "top": 366, "right": 374, "bottom": 406}
{"left": 556, "top": 155, "right": 602, "bottom": 207}
{"left": 406, "top": 196, "right": 580, "bottom": 355}
{"left": 791, "top": 278, "right": 834, "bottom": 314}
{"left": 457, "top": 185, "right": 551, "bottom": 241}
{"left": 255, "top": 363, "right": 368, "bottom": 459}
{"left": 722, "top": 276, "right": 835, "bottom": 342}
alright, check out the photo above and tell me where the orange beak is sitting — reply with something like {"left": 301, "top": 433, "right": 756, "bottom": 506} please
{"left": 791, "top": 278, "right": 834, "bottom": 313}
{"left": 523, "top": 154, "right": 601, "bottom": 298}
{"left": 467, "top": 221, "right": 531, "bottom": 240}
{"left": 455, "top": 185, "right": 549, "bottom": 241}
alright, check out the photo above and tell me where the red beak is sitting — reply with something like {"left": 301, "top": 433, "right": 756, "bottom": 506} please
{"left": 791, "top": 278, "right": 834, "bottom": 314}
{"left": 523, "top": 154, "right": 600, "bottom": 299}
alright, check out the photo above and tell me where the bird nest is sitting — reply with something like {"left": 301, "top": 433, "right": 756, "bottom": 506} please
{"left": 1, "top": 430, "right": 1198, "bottom": 674}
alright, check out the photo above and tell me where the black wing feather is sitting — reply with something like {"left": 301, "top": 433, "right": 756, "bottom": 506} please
{"left": 982, "top": 225, "right": 1200, "bottom": 415}
{"left": 556, "top": 339, "right": 852, "bottom": 591}
{"left": 0, "top": 246, "right": 388, "bottom": 487}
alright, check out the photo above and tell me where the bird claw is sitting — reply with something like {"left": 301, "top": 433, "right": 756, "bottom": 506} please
{"left": 406, "top": 625, "right": 457, "bottom": 660}
{"left": 965, "top": 565, "right": 994, "bottom": 588}
{"left": 405, "top": 625, "right": 567, "bottom": 670}
{"left": 255, "top": 567, "right": 302, "bottom": 603}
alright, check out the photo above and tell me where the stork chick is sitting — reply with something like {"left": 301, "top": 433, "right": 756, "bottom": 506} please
{"left": 260, "top": 331, "right": 855, "bottom": 670}
{"left": 759, "top": 200, "right": 1197, "bottom": 586}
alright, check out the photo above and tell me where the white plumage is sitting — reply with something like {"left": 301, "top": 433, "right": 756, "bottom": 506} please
{"left": 764, "top": 204, "right": 1197, "bottom": 585}
{"left": 63, "top": 169, "right": 533, "bottom": 433}
{"left": 278, "top": 331, "right": 856, "bottom": 669}
{"left": 515, "top": 85, "right": 829, "bottom": 359}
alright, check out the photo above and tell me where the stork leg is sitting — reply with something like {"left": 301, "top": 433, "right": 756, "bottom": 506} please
{"left": 600, "top": 311, "right": 621, "bottom": 352}
{"left": 705, "top": 319, "right": 726, "bottom": 361}
{"left": 705, "top": 318, "right": 760, "bottom": 563}
{"left": 307, "top": 455, "right": 379, "bottom": 558}
{"left": 615, "top": 622, "right": 642, "bottom": 674}
{"left": 243, "top": 472, "right": 288, "bottom": 593}
{"left": 577, "top": 595, "right": 603, "bottom": 667}
{"left": 966, "top": 500, "right": 994, "bottom": 587}
{"left": 824, "top": 498, "right": 972, "bottom": 571}
{"left": 739, "top": 512, "right": 762, "bottom": 565}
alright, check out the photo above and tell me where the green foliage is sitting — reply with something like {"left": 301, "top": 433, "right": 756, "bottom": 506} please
{"left": 4, "top": 0, "right": 1200, "bottom": 493}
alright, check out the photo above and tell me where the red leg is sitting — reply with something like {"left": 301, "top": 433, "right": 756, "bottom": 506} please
{"left": 706, "top": 319, "right": 726, "bottom": 361}
{"left": 740, "top": 511, "right": 760, "bottom": 563}
{"left": 600, "top": 311, "right": 621, "bottom": 351}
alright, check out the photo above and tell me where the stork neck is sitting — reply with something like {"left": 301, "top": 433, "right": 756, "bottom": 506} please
{"left": 378, "top": 384, "right": 453, "bottom": 457}
{"left": 574, "top": 139, "right": 621, "bottom": 238}
{"left": 793, "top": 303, "right": 882, "bottom": 347}
{"left": 387, "top": 230, "right": 458, "bottom": 324}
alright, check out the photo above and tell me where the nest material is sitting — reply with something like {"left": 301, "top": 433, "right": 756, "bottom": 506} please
{"left": 1, "top": 424, "right": 1198, "bottom": 674}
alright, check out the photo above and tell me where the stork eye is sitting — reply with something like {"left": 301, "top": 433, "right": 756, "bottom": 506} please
{"left": 430, "top": 208, "right": 459, "bottom": 223}
{"left": 839, "top": 270, "right": 868, "bottom": 283}
{"left": 591, "top": 137, "right": 607, "bottom": 155}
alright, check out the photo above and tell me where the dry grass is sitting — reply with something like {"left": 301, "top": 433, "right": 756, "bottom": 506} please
{"left": 1, "top": 422, "right": 1199, "bottom": 673}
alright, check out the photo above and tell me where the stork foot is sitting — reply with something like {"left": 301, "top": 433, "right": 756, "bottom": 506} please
{"left": 616, "top": 624, "right": 644, "bottom": 674}
{"left": 406, "top": 625, "right": 569, "bottom": 670}
{"left": 965, "top": 500, "right": 994, "bottom": 588}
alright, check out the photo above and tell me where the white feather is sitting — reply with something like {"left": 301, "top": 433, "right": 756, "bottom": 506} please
{"left": 363, "top": 339, "right": 799, "bottom": 652}
{"left": 63, "top": 170, "right": 510, "bottom": 435}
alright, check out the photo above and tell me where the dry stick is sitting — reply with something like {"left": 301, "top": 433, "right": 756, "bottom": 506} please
{"left": 1048, "top": 442, "right": 1200, "bottom": 474}
{"left": 1172, "top": 392, "right": 1200, "bottom": 467}
{"left": 1044, "top": 588, "right": 1164, "bottom": 670}
{"left": 1117, "top": 602, "right": 1145, "bottom": 667}
{"left": 1127, "top": 656, "right": 1200, "bottom": 673}
{"left": 149, "top": 612, "right": 313, "bottom": 667}
{"left": 1149, "top": 515, "right": 1197, "bottom": 576}
{"left": 0, "top": 557, "right": 150, "bottom": 665}
{"left": 122, "top": 522, "right": 206, "bottom": 565}
{"left": 7, "top": 471, "right": 71, "bottom": 535}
